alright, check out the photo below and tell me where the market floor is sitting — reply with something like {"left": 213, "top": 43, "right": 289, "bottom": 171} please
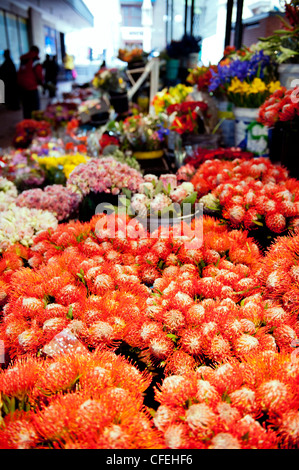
{"left": 0, "top": 81, "right": 73, "bottom": 150}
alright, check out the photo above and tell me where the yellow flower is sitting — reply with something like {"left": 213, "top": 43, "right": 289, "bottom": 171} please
{"left": 268, "top": 80, "right": 281, "bottom": 94}
{"left": 249, "top": 77, "right": 267, "bottom": 94}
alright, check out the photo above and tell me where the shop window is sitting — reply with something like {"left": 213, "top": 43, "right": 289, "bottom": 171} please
{"left": 18, "top": 17, "right": 29, "bottom": 55}
{"left": 44, "top": 25, "right": 57, "bottom": 56}
{"left": 121, "top": 5, "right": 142, "bottom": 27}
{"left": 0, "top": 10, "right": 8, "bottom": 65}
{"left": 5, "top": 12, "right": 21, "bottom": 66}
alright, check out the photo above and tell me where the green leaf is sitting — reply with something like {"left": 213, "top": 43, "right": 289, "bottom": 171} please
{"left": 67, "top": 305, "right": 73, "bottom": 320}
{"left": 181, "top": 191, "right": 198, "bottom": 205}
{"left": 122, "top": 188, "right": 132, "bottom": 199}
{"left": 166, "top": 333, "right": 178, "bottom": 342}
{"left": 277, "top": 46, "right": 299, "bottom": 64}
{"left": 154, "top": 180, "right": 164, "bottom": 196}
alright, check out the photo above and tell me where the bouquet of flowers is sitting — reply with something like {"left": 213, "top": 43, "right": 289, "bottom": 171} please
{"left": 258, "top": 86, "right": 299, "bottom": 127}
{"left": 35, "top": 153, "right": 90, "bottom": 182}
{"left": 187, "top": 64, "right": 218, "bottom": 92}
{"left": 176, "top": 147, "right": 254, "bottom": 181}
{"left": 0, "top": 210, "right": 299, "bottom": 448}
{"left": 0, "top": 149, "right": 45, "bottom": 191}
{"left": 0, "top": 204, "right": 57, "bottom": 252}
{"left": 167, "top": 101, "right": 208, "bottom": 135}
{"left": 208, "top": 49, "right": 279, "bottom": 105}
{"left": 16, "top": 185, "right": 82, "bottom": 222}
{"left": 0, "top": 177, "right": 18, "bottom": 210}
{"left": 110, "top": 114, "right": 170, "bottom": 152}
{"left": 152, "top": 84, "right": 193, "bottom": 115}
{"left": 118, "top": 47, "right": 146, "bottom": 63}
{"left": 66, "top": 156, "right": 144, "bottom": 197}
{"left": 126, "top": 173, "right": 197, "bottom": 219}
{"left": 227, "top": 77, "right": 281, "bottom": 108}
{"left": 13, "top": 120, "right": 51, "bottom": 148}
{"left": 33, "top": 102, "right": 78, "bottom": 130}
{"left": 92, "top": 67, "right": 126, "bottom": 93}
{"left": 191, "top": 156, "right": 299, "bottom": 236}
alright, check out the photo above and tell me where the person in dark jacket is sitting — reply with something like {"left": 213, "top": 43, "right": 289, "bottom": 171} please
{"left": 0, "top": 49, "right": 20, "bottom": 110}
{"left": 17, "top": 45, "right": 44, "bottom": 118}
{"left": 43, "top": 55, "right": 59, "bottom": 98}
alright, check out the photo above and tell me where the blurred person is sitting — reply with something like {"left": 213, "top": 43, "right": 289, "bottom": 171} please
{"left": 43, "top": 54, "right": 59, "bottom": 98}
{"left": 63, "top": 53, "right": 75, "bottom": 81}
{"left": 0, "top": 49, "right": 20, "bottom": 110}
{"left": 17, "top": 45, "right": 44, "bottom": 119}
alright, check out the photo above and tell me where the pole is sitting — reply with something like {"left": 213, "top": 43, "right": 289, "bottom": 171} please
{"left": 225, "top": 0, "right": 233, "bottom": 47}
{"left": 234, "top": 0, "right": 244, "bottom": 49}
{"left": 191, "top": 0, "right": 195, "bottom": 35}
{"left": 184, "top": 0, "right": 188, "bottom": 34}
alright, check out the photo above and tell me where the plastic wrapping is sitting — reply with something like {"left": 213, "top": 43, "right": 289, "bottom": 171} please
{"left": 43, "top": 328, "right": 88, "bottom": 357}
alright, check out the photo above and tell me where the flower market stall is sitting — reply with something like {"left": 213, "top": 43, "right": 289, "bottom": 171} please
{"left": 1, "top": 2, "right": 299, "bottom": 452}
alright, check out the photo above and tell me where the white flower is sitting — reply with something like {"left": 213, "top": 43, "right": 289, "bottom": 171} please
{"left": 199, "top": 193, "right": 219, "bottom": 211}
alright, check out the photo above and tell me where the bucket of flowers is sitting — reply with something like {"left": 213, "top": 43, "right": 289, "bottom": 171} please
{"left": 108, "top": 114, "right": 170, "bottom": 161}
{"left": 66, "top": 156, "right": 144, "bottom": 222}
{"left": 13, "top": 119, "right": 51, "bottom": 149}
{"left": 208, "top": 48, "right": 281, "bottom": 154}
{"left": 93, "top": 66, "right": 128, "bottom": 114}
{"left": 166, "top": 99, "right": 220, "bottom": 152}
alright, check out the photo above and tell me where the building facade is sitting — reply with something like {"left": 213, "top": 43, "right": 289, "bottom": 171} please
{"left": 0, "top": 0, "right": 93, "bottom": 66}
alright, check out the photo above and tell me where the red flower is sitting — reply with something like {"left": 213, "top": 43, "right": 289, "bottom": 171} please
{"left": 99, "top": 134, "right": 120, "bottom": 149}
{"left": 65, "top": 142, "right": 75, "bottom": 151}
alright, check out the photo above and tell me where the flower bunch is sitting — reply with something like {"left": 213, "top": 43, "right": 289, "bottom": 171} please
{"left": 0, "top": 150, "right": 45, "bottom": 191}
{"left": 191, "top": 156, "right": 289, "bottom": 197}
{"left": 0, "top": 350, "right": 163, "bottom": 449}
{"left": 191, "top": 156, "right": 299, "bottom": 234}
{"left": 0, "top": 205, "right": 57, "bottom": 252}
{"left": 13, "top": 120, "right": 51, "bottom": 149}
{"left": 100, "top": 149, "right": 141, "bottom": 172}
{"left": 33, "top": 102, "right": 78, "bottom": 129}
{"left": 118, "top": 48, "right": 145, "bottom": 63}
{"left": 153, "top": 351, "right": 299, "bottom": 448}
{"left": 0, "top": 207, "right": 299, "bottom": 448}
{"left": 128, "top": 173, "right": 197, "bottom": 218}
{"left": 186, "top": 65, "right": 218, "bottom": 92}
{"left": 227, "top": 77, "right": 281, "bottom": 108}
{"left": 167, "top": 101, "right": 208, "bottom": 135}
{"left": 0, "top": 213, "right": 262, "bottom": 360}
{"left": 180, "top": 147, "right": 254, "bottom": 176}
{"left": 258, "top": 86, "right": 299, "bottom": 127}
{"left": 66, "top": 157, "right": 144, "bottom": 197}
{"left": 35, "top": 153, "right": 90, "bottom": 180}
{"left": 0, "top": 177, "right": 18, "bottom": 199}
{"left": 209, "top": 50, "right": 277, "bottom": 98}
{"left": 152, "top": 84, "right": 193, "bottom": 115}
{"left": 116, "top": 114, "right": 170, "bottom": 152}
{"left": 0, "top": 244, "right": 31, "bottom": 307}
{"left": 16, "top": 185, "right": 81, "bottom": 222}
{"left": 258, "top": 229, "right": 299, "bottom": 315}
{"left": 99, "top": 133, "right": 120, "bottom": 151}
{"left": 92, "top": 68, "right": 126, "bottom": 93}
